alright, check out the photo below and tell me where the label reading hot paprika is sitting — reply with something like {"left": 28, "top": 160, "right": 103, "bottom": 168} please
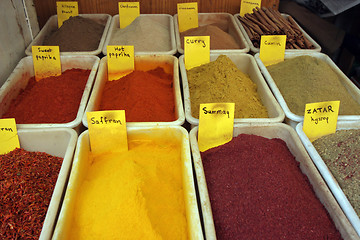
{"left": 87, "top": 110, "right": 128, "bottom": 155}
{"left": 184, "top": 36, "right": 210, "bottom": 70}
{"left": 118, "top": 2, "right": 140, "bottom": 29}
{"left": 240, "top": 0, "right": 261, "bottom": 17}
{"left": 56, "top": 1, "right": 79, "bottom": 27}
{"left": 198, "top": 103, "right": 235, "bottom": 152}
{"left": 177, "top": 2, "right": 198, "bottom": 32}
{"left": 303, "top": 101, "right": 340, "bottom": 141}
{"left": 0, "top": 118, "right": 20, "bottom": 154}
{"left": 32, "top": 46, "right": 62, "bottom": 81}
{"left": 259, "top": 35, "right": 286, "bottom": 66}
{"left": 107, "top": 45, "right": 134, "bottom": 81}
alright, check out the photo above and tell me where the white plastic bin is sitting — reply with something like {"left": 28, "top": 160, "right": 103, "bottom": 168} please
{"left": 179, "top": 53, "right": 285, "bottom": 126}
{"left": 190, "top": 123, "right": 359, "bottom": 240}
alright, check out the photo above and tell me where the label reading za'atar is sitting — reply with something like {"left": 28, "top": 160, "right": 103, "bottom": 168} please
{"left": 303, "top": 101, "right": 340, "bottom": 141}
{"left": 240, "top": 0, "right": 261, "bottom": 17}
{"left": 177, "top": 2, "right": 198, "bottom": 32}
{"left": 32, "top": 46, "right": 61, "bottom": 81}
{"left": 107, "top": 45, "right": 134, "bottom": 81}
{"left": 87, "top": 110, "right": 128, "bottom": 154}
{"left": 259, "top": 35, "right": 286, "bottom": 66}
{"left": 119, "top": 2, "right": 140, "bottom": 29}
{"left": 56, "top": 1, "right": 78, "bottom": 27}
{"left": 0, "top": 118, "right": 20, "bottom": 155}
{"left": 198, "top": 103, "right": 235, "bottom": 152}
{"left": 184, "top": 36, "right": 210, "bottom": 70}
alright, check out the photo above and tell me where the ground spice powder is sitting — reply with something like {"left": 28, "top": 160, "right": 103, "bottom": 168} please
{"left": 43, "top": 16, "right": 105, "bottom": 52}
{"left": 267, "top": 56, "right": 360, "bottom": 116}
{"left": 313, "top": 129, "right": 360, "bottom": 216}
{"left": 201, "top": 134, "right": 342, "bottom": 239}
{"left": 2, "top": 69, "right": 90, "bottom": 124}
{"left": 0, "top": 148, "right": 63, "bottom": 239}
{"left": 99, "top": 67, "right": 176, "bottom": 122}
{"left": 187, "top": 55, "right": 268, "bottom": 119}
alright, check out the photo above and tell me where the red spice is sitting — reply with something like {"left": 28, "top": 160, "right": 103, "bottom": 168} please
{"left": 2, "top": 69, "right": 90, "bottom": 124}
{"left": 201, "top": 134, "right": 342, "bottom": 240}
{"left": 0, "top": 148, "right": 63, "bottom": 239}
{"left": 99, "top": 67, "right": 175, "bottom": 122}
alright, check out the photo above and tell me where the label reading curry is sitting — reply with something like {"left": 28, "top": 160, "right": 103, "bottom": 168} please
{"left": 184, "top": 36, "right": 210, "bottom": 70}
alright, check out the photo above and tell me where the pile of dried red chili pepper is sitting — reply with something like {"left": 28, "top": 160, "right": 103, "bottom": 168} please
{"left": 0, "top": 148, "right": 63, "bottom": 239}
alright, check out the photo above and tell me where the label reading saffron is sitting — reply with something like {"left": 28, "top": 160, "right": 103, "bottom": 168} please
{"left": 303, "top": 101, "right": 340, "bottom": 141}
{"left": 177, "top": 2, "right": 198, "bottom": 32}
{"left": 118, "top": 2, "right": 140, "bottom": 29}
{"left": 259, "top": 35, "right": 286, "bottom": 66}
{"left": 0, "top": 118, "right": 20, "bottom": 154}
{"left": 198, "top": 103, "right": 235, "bottom": 152}
{"left": 56, "top": 1, "right": 78, "bottom": 27}
{"left": 32, "top": 46, "right": 61, "bottom": 81}
{"left": 87, "top": 110, "right": 128, "bottom": 154}
{"left": 184, "top": 36, "right": 210, "bottom": 70}
{"left": 240, "top": 0, "right": 261, "bottom": 17}
{"left": 107, "top": 45, "right": 134, "bottom": 81}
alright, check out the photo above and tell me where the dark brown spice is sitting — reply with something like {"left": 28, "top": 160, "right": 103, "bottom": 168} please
{"left": 0, "top": 148, "right": 63, "bottom": 239}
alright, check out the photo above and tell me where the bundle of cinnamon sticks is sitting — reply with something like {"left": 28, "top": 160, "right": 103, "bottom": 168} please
{"left": 238, "top": 7, "right": 315, "bottom": 49}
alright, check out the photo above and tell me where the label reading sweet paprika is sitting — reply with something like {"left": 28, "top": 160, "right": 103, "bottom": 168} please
{"left": 177, "top": 2, "right": 198, "bottom": 32}
{"left": 259, "top": 35, "right": 286, "bottom": 66}
{"left": 118, "top": 2, "right": 140, "bottom": 29}
{"left": 56, "top": 1, "right": 79, "bottom": 28}
{"left": 303, "top": 101, "right": 340, "bottom": 141}
{"left": 87, "top": 110, "right": 128, "bottom": 155}
{"left": 32, "top": 46, "right": 62, "bottom": 81}
{"left": 107, "top": 45, "right": 134, "bottom": 81}
{"left": 198, "top": 103, "right": 235, "bottom": 152}
{"left": 0, "top": 118, "right": 20, "bottom": 154}
{"left": 240, "top": 0, "right": 261, "bottom": 17}
{"left": 184, "top": 36, "right": 210, "bottom": 70}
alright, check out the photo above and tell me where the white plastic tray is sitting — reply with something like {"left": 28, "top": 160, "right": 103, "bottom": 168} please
{"left": 234, "top": 13, "right": 321, "bottom": 53}
{"left": 179, "top": 53, "right": 285, "bottom": 126}
{"left": 25, "top": 14, "right": 111, "bottom": 56}
{"left": 296, "top": 121, "right": 360, "bottom": 237}
{"left": 255, "top": 52, "right": 360, "bottom": 128}
{"left": 102, "top": 14, "right": 177, "bottom": 55}
{"left": 52, "top": 126, "right": 203, "bottom": 240}
{"left": 82, "top": 55, "right": 185, "bottom": 128}
{"left": 17, "top": 128, "right": 77, "bottom": 240}
{"left": 0, "top": 55, "right": 100, "bottom": 130}
{"left": 190, "top": 123, "right": 360, "bottom": 240}
{"left": 174, "top": 13, "right": 250, "bottom": 54}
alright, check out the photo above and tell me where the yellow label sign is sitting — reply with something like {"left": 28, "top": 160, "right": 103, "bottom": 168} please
{"left": 303, "top": 101, "right": 340, "bottom": 141}
{"left": 240, "top": 0, "right": 262, "bottom": 17}
{"left": 32, "top": 46, "right": 61, "bottom": 81}
{"left": 87, "top": 110, "right": 128, "bottom": 155}
{"left": 184, "top": 36, "right": 210, "bottom": 70}
{"left": 119, "top": 2, "right": 140, "bottom": 29}
{"left": 0, "top": 118, "right": 20, "bottom": 154}
{"left": 107, "top": 45, "right": 134, "bottom": 81}
{"left": 56, "top": 1, "right": 79, "bottom": 28}
{"left": 198, "top": 103, "right": 235, "bottom": 152}
{"left": 177, "top": 2, "right": 198, "bottom": 32}
{"left": 259, "top": 35, "right": 286, "bottom": 66}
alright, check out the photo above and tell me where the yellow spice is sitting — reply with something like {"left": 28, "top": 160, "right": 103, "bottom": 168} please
{"left": 68, "top": 136, "right": 188, "bottom": 240}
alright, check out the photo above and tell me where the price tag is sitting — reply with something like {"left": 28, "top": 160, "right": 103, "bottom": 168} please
{"left": 107, "top": 45, "right": 134, "bottom": 81}
{"left": 303, "top": 101, "right": 340, "bottom": 141}
{"left": 87, "top": 110, "right": 128, "bottom": 155}
{"left": 32, "top": 46, "right": 61, "bottom": 81}
{"left": 198, "top": 103, "right": 235, "bottom": 152}
{"left": 0, "top": 118, "right": 20, "bottom": 154}
{"left": 118, "top": 2, "right": 140, "bottom": 29}
{"left": 184, "top": 36, "right": 210, "bottom": 70}
{"left": 240, "top": 0, "right": 262, "bottom": 17}
{"left": 56, "top": 1, "right": 78, "bottom": 28}
{"left": 177, "top": 2, "right": 198, "bottom": 32}
{"left": 259, "top": 35, "right": 286, "bottom": 66}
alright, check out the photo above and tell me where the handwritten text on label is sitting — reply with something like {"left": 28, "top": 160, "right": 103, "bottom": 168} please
{"left": 90, "top": 116, "right": 123, "bottom": 125}
{"left": 202, "top": 107, "right": 230, "bottom": 118}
